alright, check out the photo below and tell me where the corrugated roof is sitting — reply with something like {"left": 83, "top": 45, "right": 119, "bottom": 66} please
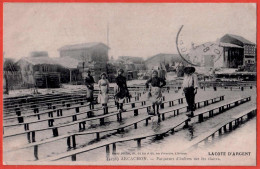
{"left": 58, "top": 42, "right": 110, "bottom": 51}
{"left": 225, "top": 34, "right": 255, "bottom": 45}
{"left": 219, "top": 42, "right": 243, "bottom": 48}
{"left": 53, "top": 57, "right": 79, "bottom": 69}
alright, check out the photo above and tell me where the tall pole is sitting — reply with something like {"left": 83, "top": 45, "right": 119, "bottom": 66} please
{"left": 107, "top": 22, "right": 109, "bottom": 49}
{"left": 106, "top": 22, "right": 109, "bottom": 76}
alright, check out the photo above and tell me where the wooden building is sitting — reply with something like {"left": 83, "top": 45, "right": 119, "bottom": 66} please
{"left": 188, "top": 34, "right": 256, "bottom": 69}
{"left": 58, "top": 42, "right": 109, "bottom": 63}
{"left": 189, "top": 42, "right": 244, "bottom": 68}
{"left": 58, "top": 42, "right": 110, "bottom": 82}
{"left": 220, "top": 34, "right": 256, "bottom": 65}
{"left": 16, "top": 56, "right": 61, "bottom": 88}
{"left": 53, "top": 57, "right": 81, "bottom": 84}
{"left": 145, "top": 53, "right": 184, "bottom": 70}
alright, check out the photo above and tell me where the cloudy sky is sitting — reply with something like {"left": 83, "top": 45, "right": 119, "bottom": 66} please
{"left": 3, "top": 3, "right": 256, "bottom": 60}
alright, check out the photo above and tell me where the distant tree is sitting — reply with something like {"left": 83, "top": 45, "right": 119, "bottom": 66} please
{"left": 4, "top": 58, "right": 19, "bottom": 71}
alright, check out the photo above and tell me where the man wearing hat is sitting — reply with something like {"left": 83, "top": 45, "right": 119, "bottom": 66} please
{"left": 182, "top": 66, "right": 199, "bottom": 117}
{"left": 114, "top": 69, "right": 130, "bottom": 111}
{"left": 85, "top": 70, "right": 95, "bottom": 102}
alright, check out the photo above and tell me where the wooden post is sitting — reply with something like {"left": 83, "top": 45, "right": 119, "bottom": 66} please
{"left": 218, "top": 128, "right": 222, "bottom": 135}
{"left": 198, "top": 114, "right": 204, "bottom": 122}
{"left": 48, "top": 119, "right": 54, "bottom": 127}
{"left": 131, "top": 103, "right": 135, "bottom": 108}
{"left": 27, "top": 132, "right": 31, "bottom": 143}
{"left": 18, "top": 116, "right": 24, "bottom": 123}
{"left": 112, "top": 143, "right": 116, "bottom": 154}
{"left": 24, "top": 123, "right": 29, "bottom": 131}
{"left": 106, "top": 145, "right": 110, "bottom": 158}
{"left": 75, "top": 107, "right": 79, "bottom": 113}
{"left": 145, "top": 118, "right": 149, "bottom": 126}
{"left": 223, "top": 125, "right": 227, "bottom": 133}
{"left": 48, "top": 111, "right": 53, "bottom": 118}
{"left": 219, "top": 107, "right": 222, "bottom": 113}
{"left": 96, "top": 132, "right": 100, "bottom": 141}
{"left": 137, "top": 139, "right": 141, "bottom": 148}
{"left": 100, "top": 118, "right": 105, "bottom": 125}
{"left": 67, "top": 136, "right": 71, "bottom": 148}
{"left": 160, "top": 103, "right": 164, "bottom": 109}
{"left": 72, "top": 135, "right": 76, "bottom": 148}
{"left": 72, "top": 154, "right": 76, "bottom": 161}
{"left": 72, "top": 115, "right": 77, "bottom": 121}
{"left": 34, "top": 145, "right": 38, "bottom": 160}
{"left": 134, "top": 123, "right": 137, "bottom": 129}
{"left": 32, "top": 131, "right": 36, "bottom": 142}
{"left": 229, "top": 122, "right": 233, "bottom": 131}
{"left": 162, "top": 113, "right": 165, "bottom": 121}
{"left": 134, "top": 109, "right": 139, "bottom": 116}
{"left": 59, "top": 109, "right": 63, "bottom": 116}
{"left": 52, "top": 128, "right": 59, "bottom": 137}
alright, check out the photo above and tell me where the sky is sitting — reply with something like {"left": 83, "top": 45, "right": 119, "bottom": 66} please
{"left": 3, "top": 3, "right": 256, "bottom": 60}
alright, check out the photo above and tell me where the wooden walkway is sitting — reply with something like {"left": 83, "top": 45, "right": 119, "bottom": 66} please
{"left": 4, "top": 95, "right": 226, "bottom": 161}
{"left": 36, "top": 96, "right": 250, "bottom": 162}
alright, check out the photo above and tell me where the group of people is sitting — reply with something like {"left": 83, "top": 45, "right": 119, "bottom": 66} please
{"left": 85, "top": 66, "right": 199, "bottom": 117}
{"left": 84, "top": 69, "right": 131, "bottom": 114}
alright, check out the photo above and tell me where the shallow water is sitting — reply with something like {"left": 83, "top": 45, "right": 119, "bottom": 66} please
{"left": 3, "top": 87, "right": 257, "bottom": 165}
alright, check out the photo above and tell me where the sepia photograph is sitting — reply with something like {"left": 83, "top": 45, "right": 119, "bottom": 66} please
{"left": 2, "top": 3, "right": 257, "bottom": 166}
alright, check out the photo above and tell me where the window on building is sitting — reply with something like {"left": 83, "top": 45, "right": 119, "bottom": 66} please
{"left": 225, "top": 51, "right": 228, "bottom": 57}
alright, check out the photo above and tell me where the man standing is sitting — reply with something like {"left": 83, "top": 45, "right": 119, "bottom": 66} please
{"left": 182, "top": 67, "right": 199, "bottom": 117}
{"left": 85, "top": 70, "right": 95, "bottom": 102}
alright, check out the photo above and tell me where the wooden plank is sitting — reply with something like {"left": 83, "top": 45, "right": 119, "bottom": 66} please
{"left": 36, "top": 96, "right": 250, "bottom": 162}
{"left": 186, "top": 106, "right": 256, "bottom": 150}
{"left": 5, "top": 114, "right": 153, "bottom": 152}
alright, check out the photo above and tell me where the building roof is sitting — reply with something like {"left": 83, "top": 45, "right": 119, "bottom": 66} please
{"left": 223, "top": 34, "right": 255, "bottom": 45}
{"left": 219, "top": 42, "right": 243, "bottom": 48}
{"left": 145, "top": 53, "right": 183, "bottom": 63}
{"left": 58, "top": 42, "right": 110, "bottom": 51}
{"left": 18, "top": 56, "right": 56, "bottom": 65}
{"left": 53, "top": 57, "right": 79, "bottom": 69}
{"left": 17, "top": 56, "right": 79, "bottom": 69}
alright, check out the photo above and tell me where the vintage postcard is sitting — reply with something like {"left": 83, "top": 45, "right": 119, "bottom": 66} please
{"left": 2, "top": 2, "right": 258, "bottom": 167}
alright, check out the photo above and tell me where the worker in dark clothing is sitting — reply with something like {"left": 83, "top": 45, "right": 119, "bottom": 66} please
{"left": 85, "top": 70, "right": 95, "bottom": 102}
{"left": 182, "top": 66, "right": 199, "bottom": 117}
{"left": 114, "top": 69, "right": 130, "bottom": 111}
{"left": 146, "top": 70, "right": 166, "bottom": 115}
